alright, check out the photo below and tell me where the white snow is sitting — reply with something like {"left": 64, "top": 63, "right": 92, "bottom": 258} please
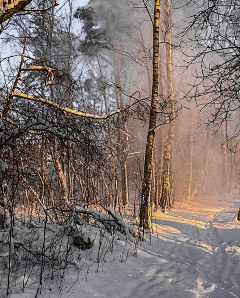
{"left": 1, "top": 191, "right": 240, "bottom": 298}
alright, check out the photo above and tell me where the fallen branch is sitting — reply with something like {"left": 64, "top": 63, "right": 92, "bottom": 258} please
{"left": 58, "top": 201, "right": 141, "bottom": 241}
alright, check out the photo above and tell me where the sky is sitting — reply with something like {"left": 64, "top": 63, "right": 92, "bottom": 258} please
{"left": 0, "top": 0, "right": 89, "bottom": 86}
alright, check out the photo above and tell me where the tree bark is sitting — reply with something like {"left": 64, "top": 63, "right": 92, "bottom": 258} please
{"left": 140, "top": 0, "right": 161, "bottom": 229}
{"left": 0, "top": 0, "right": 32, "bottom": 24}
{"left": 159, "top": 0, "right": 174, "bottom": 211}
{"left": 52, "top": 140, "right": 68, "bottom": 199}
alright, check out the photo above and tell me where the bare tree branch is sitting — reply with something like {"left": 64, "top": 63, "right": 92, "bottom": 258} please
{"left": 0, "top": 0, "right": 32, "bottom": 24}
{"left": 11, "top": 91, "right": 125, "bottom": 119}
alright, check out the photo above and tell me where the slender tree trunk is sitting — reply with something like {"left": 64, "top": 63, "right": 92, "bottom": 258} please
{"left": 113, "top": 159, "right": 119, "bottom": 208}
{"left": 191, "top": 127, "right": 210, "bottom": 199}
{"left": 140, "top": 0, "right": 161, "bottom": 229}
{"left": 116, "top": 122, "right": 129, "bottom": 207}
{"left": 153, "top": 154, "right": 159, "bottom": 210}
{"left": 115, "top": 62, "right": 129, "bottom": 207}
{"left": 65, "top": 2, "right": 75, "bottom": 203}
{"left": 187, "top": 109, "right": 194, "bottom": 199}
{"left": 228, "top": 143, "right": 234, "bottom": 193}
{"left": 101, "top": 171, "right": 113, "bottom": 206}
{"left": 40, "top": 136, "right": 46, "bottom": 205}
{"left": 24, "top": 188, "right": 30, "bottom": 210}
{"left": 159, "top": 0, "right": 174, "bottom": 211}
{"left": 221, "top": 126, "right": 228, "bottom": 191}
{"left": 119, "top": 94, "right": 129, "bottom": 206}
{"left": 155, "top": 66, "right": 165, "bottom": 209}
{"left": 52, "top": 140, "right": 68, "bottom": 199}
{"left": 155, "top": 133, "right": 164, "bottom": 210}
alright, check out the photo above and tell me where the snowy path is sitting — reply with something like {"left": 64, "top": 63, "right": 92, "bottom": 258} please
{"left": 9, "top": 195, "right": 240, "bottom": 298}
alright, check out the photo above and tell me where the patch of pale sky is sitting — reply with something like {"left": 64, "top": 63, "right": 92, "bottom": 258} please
{"left": 0, "top": 0, "right": 89, "bottom": 84}
{"left": 55, "top": 0, "right": 90, "bottom": 37}
{"left": 59, "top": 0, "right": 89, "bottom": 11}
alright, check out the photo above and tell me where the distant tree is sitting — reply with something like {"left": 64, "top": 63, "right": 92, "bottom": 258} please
{"left": 184, "top": 0, "right": 240, "bottom": 148}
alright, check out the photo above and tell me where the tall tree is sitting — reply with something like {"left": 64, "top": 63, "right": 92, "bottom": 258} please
{"left": 159, "top": 0, "right": 175, "bottom": 211}
{"left": 140, "top": 0, "right": 161, "bottom": 229}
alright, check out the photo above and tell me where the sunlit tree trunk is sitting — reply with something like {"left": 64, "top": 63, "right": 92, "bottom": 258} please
{"left": 140, "top": 0, "right": 160, "bottom": 229}
{"left": 159, "top": 0, "right": 174, "bottom": 211}
{"left": 113, "top": 159, "right": 119, "bottom": 208}
{"left": 53, "top": 140, "right": 68, "bottom": 199}
{"left": 101, "top": 171, "right": 113, "bottom": 206}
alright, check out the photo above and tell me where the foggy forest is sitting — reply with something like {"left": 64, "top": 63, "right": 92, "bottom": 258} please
{"left": 0, "top": 0, "right": 239, "bottom": 297}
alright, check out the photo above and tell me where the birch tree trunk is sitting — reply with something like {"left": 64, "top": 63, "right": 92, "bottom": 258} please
{"left": 159, "top": 0, "right": 175, "bottom": 211}
{"left": 140, "top": 0, "right": 160, "bottom": 229}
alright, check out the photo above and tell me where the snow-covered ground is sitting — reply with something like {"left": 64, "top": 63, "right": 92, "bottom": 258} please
{"left": 2, "top": 191, "right": 240, "bottom": 298}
